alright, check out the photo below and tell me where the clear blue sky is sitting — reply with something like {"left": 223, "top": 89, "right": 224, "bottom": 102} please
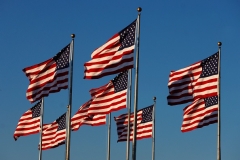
{"left": 1, "top": 1, "right": 240, "bottom": 160}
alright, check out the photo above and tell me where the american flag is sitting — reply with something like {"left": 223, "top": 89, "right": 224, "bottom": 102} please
{"left": 167, "top": 52, "right": 219, "bottom": 106}
{"left": 87, "top": 70, "right": 128, "bottom": 115}
{"left": 71, "top": 99, "right": 106, "bottom": 131}
{"left": 181, "top": 96, "right": 218, "bottom": 132}
{"left": 41, "top": 113, "right": 66, "bottom": 150}
{"left": 23, "top": 43, "right": 71, "bottom": 103}
{"left": 13, "top": 100, "right": 42, "bottom": 140}
{"left": 84, "top": 19, "right": 136, "bottom": 79}
{"left": 114, "top": 105, "right": 153, "bottom": 142}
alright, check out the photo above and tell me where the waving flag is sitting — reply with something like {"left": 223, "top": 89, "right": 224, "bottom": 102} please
{"left": 13, "top": 100, "right": 42, "bottom": 140}
{"left": 71, "top": 100, "right": 106, "bottom": 131}
{"left": 41, "top": 113, "right": 66, "bottom": 150}
{"left": 167, "top": 52, "right": 219, "bottom": 106}
{"left": 114, "top": 105, "right": 153, "bottom": 142}
{"left": 23, "top": 43, "right": 71, "bottom": 103}
{"left": 88, "top": 70, "right": 128, "bottom": 115}
{"left": 181, "top": 96, "right": 218, "bottom": 132}
{"left": 84, "top": 20, "right": 136, "bottom": 79}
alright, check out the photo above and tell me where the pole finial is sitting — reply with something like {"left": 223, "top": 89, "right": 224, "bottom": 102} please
{"left": 71, "top": 34, "right": 75, "bottom": 39}
{"left": 137, "top": 7, "right": 142, "bottom": 13}
{"left": 153, "top": 96, "right": 156, "bottom": 101}
{"left": 218, "top": 42, "right": 222, "bottom": 46}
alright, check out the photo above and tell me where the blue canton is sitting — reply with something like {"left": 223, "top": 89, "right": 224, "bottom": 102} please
{"left": 118, "top": 20, "right": 136, "bottom": 51}
{"left": 112, "top": 70, "right": 128, "bottom": 93}
{"left": 53, "top": 44, "right": 70, "bottom": 70}
{"left": 56, "top": 113, "right": 66, "bottom": 131}
{"left": 204, "top": 96, "right": 218, "bottom": 108}
{"left": 200, "top": 52, "right": 219, "bottom": 78}
{"left": 31, "top": 100, "right": 42, "bottom": 118}
{"left": 141, "top": 105, "right": 153, "bottom": 123}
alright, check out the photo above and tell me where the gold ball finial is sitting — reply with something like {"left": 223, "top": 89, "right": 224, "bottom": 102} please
{"left": 153, "top": 96, "right": 156, "bottom": 101}
{"left": 71, "top": 34, "right": 75, "bottom": 39}
{"left": 137, "top": 7, "right": 142, "bottom": 12}
{"left": 218, "top": 42, "right": 222, "bottom": 46}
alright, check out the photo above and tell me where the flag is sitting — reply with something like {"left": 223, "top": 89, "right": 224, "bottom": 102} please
{"left": 181, "top": 96, "right": 218, "bottom": 132}
{"left": 88, "top": 70, "right": 128, "bottom": 115}
{"left": 84, "top": 19, "right": 137, "bottom": 79}
{"left": 41, "top": 113, "right": 66, "bottom": 150}
{"left": 71, "top": 99, "right": 106, "bottom": 131}
{"left": 23, "top": 43, "right": 71, "bottom": 103}
{"left": 167, "top": 52, "right": 219, "bottom": 106}
{"left": 13, "top": 100, "right": 42, "bottom": 140}
{"left": 114, "top": 105, "right": 153, "bottom": 142}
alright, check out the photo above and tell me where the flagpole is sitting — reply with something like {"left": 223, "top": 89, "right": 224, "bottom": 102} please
{"left": 132, "top": 7, "right": 141, "bottom": 160}
{"left": 38, "top": 98, "right": 44, "bottom": 160}
{"left": 217, "top": 42, "right": 222, "bottom": 160}
{"left": 65, "top": 105, "right": 69, "bottom": 159}
{"left": 152, "top": 97, "right": 156, "bottom": 160}
{"left": 107, "top": 113, "right": 111, "bottom": 160}
{"left": 66, "top": 34, "right": 75, "bottom": 160}
{"left": 126, "top": 69, "right": 132, "bottom": 160}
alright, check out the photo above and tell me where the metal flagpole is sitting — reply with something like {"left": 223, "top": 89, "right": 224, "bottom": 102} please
{"left": 65, "top": 34, "right": 75, "bottom": 160}
{"left": 38, "top": 98, "right": 44, "bottom": 160}
{"left": 217, "top": 42, "right": 222, "bottom": 160}
{"left": 107, "top": 113, "right": 111, "bottom": 160}
{"left": 152, "top": 97, "right": 156, "bottom": 160}
{"left": 126, "top": 69, "right": 132, "bottom": 160}
{"left": 65, "top": 105, "right": 70, "bottom": 159}
{"left": 132, "top": 7, "right": 141, "bottom": 160}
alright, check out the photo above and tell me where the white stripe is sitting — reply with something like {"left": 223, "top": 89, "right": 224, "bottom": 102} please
{"left": 86, "top": 60, "right": 134, "bottom": 78}
{"left": 169, "top": 77, "right": 218, "bottom": 98}
{"left": 91, "top": 36, "right": 120, "bottom": 58}
{"left": 85, "top": 49, "right": 134, "bottom": 71}
{"left": 89, "top": 101, "right": 126, "bottom": 114}
{"left": 14, "top": 128, "right": 39, "bottom": 134}
{"left": 24, "top": 60, "right": 51, "bottom": 75}
{"left": 42, "top": 131, "right": 66, "bottom": 149}
{"left": 90, "top": 89, "right": 126, "bottom": 103}
{"left": 168, "top": 62, "right": 201, "bottom": 83}
{"left": 89, "top": 46, "right": 133, "bottom": 64}
{"left": 118, "top": 122, "right": 152, "bottom": 141}
{"left": 14, "top": 121, "right": 40, "bottom": 129}
{"left": 27, "top": 67, "right": 68, "bottom": 90}
{"left": 182, "top": 111, "right": 218, "bottom": 131}
{"left": 27, "top": 77, "right": 68, "bottom": 101}
{"left": 183, "top": 103, "right": 218, "bottom": 120}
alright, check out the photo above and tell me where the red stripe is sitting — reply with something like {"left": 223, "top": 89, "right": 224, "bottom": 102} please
{"left": 84, "top": 55, "right": 133, "bottom": 72}
{"left": 169, "top": 70, "right": 201, "bottom": 83}
{"left": 84, "top": 65, "right": 133, "bottom": 79}
{"left": 115, "top": 110, "right": 152, "bottom": 142}
{"left": 23, "top": 59, "right": 52, "bottom": 79}
{"left": 13, "top": 110, "right": 40, "bottom": 140}
{"left": 168, "top": 77, "right": 217, "bottom": 94}
{"left": 71, "top": 100, "right": 106, "bottom": 131}
{"left": 41, "top": 120, "right": 66, "bottom": 150}
{"left": 91, "top": 43, "right": 121, "bottom": 59}
{"left": 27, "top": 71, "right": 68, "bottom": 92}
{"left": 168, "top": 61, "right": 200, "bottom": 78}
{"left": 84, "top": 28, "right": 134, "bottom": 79}
{"left": 91, "top": 33, "right": 119, "bottom": 59}
{"left": 27, "top": 77, "right": 68, "bottom": 103}
{"left": 23, "top": 50, "right": 70, "bottom": 103}
{"left": 182, "top": 117, "right": 218, "bottom": 132}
